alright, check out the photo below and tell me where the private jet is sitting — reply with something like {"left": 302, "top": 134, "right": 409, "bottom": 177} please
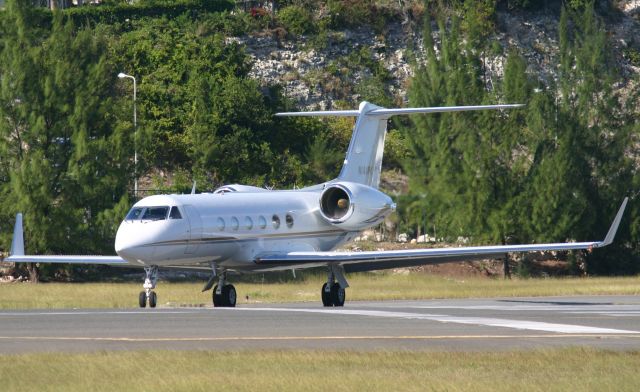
{"left": 5, "top": 101, "right": 628, "bottom": 308}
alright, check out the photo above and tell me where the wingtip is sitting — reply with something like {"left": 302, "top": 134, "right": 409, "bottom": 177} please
{"left": 10, "top": 213, "right": 24, "bottom": 256}
{"left": 600, "top": 197, "right": 628, "bottom": 247}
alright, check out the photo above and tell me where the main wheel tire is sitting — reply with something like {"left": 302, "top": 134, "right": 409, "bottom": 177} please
{"left": 321, "top": 283, "right": 332, "bottom": 307}
{"left": 149, "top": 291, "right": 157, "bottom": 308}
{"left": 212, "top": 285, "right": 222, "bottom": 307}
{"left": 222, "top": 285, "right": 237, "bottom": 307}
{"left": 331, "top": 283, "right": 345, "bottom": 307}
{"left": 139, "top": 291, "right": 147, "bottom": 308}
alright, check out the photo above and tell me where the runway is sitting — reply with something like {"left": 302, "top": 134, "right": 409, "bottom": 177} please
{"left": 1, "top": 295, "right": 640, "bottom": 353}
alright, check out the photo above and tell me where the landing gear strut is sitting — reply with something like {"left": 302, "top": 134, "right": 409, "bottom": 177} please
{"left": 322, "top": 264, "right": 347, "bottom": 307}
{"left": 139, "top": 265, "right": 158, "bottom": 308}
{"left": 212, "top": 270, "right": 236, "bottom": 307}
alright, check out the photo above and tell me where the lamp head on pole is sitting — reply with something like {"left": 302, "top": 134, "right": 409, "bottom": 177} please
{"left": 118, "top": 72, "right": 127, "bottom": 79}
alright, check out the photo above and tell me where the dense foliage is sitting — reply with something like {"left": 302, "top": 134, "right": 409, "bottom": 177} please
{"left": 402, "top": 4, "right": 639, "bottom": 274}
{"left": 0, "top": 0, "right": 329, "bottom": 266}
{"left": 0, "top": 3, "right": 133, "bottom": 257}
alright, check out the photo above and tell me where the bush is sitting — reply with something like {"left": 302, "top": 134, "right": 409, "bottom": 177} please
{"left": 66, "top": 0, "right": 234, "bottom": 26}
{"left": 623, "top": 47, "right": 640, "bottom": 67}
{"left": 196, "top": 11, "right": 252, "bottom": 37}
{"left": 277, "top": 5, "right": 315, "bottom": 36}
{"left": 327, "top": 0, "right": 371, "bottom": 28}
{"left": 327, "top": 0, "right": 398, "bottom": 32}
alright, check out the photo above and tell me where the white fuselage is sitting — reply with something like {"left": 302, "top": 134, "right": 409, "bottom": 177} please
{"left": 114, "top": 188, "right": 366, "bottom": 270}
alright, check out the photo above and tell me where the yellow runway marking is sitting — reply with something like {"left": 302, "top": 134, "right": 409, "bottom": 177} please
{"left": 0, "top": 334, "right": 639, "bottom": 342}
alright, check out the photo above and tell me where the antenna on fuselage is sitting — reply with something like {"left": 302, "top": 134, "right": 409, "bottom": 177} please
{"left": 191, "top": 181, "right": 196, "bottom": 195}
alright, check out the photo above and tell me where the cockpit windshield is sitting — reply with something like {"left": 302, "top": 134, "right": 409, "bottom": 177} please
{"left": 126, "top": 207, "right": 144, "bottom": 220}
{"left": 125, "top": 206, "right": 175, "bottom": 221}
{"left": 142, "top": 207, "right": 169, "bottom": 221}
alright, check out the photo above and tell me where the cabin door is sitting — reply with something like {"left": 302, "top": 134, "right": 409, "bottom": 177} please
{"left": 183, "top": 205, "right": 202, "bottom": 254}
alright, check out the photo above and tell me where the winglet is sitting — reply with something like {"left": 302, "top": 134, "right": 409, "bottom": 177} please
{"left": 599, "top": 198, "right": 628, "bottom": 247}
{"left": 10, "top": 213, "right": 24, "bottom": 256}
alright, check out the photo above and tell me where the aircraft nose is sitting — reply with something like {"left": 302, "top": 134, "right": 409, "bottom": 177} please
{"left": 115, "top": 221, "right": 143, "bottom": 261}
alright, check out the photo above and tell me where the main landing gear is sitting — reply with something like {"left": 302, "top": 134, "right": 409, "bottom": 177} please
{"left": 202, "top": 263, "right": 236, "bottom": 307}
{"left": 322, "top": 264, "right": 348, "bottom": 307}
{"left": 213, "top": 281, "right": 237, "bottom": 307}
{"left": 139, "top": 265, "right": 158, "bottom": 308}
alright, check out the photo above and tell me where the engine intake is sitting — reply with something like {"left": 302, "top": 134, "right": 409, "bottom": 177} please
{"left": 320, "top": 185, "right": 353, "bottom": 223}
{"left": 319, "top": 182, "right": 395, "bottom": 230}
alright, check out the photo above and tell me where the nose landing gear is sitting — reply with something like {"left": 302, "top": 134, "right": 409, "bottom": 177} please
{"left": 139, "top": 265, "right": 158, "bottom": 308}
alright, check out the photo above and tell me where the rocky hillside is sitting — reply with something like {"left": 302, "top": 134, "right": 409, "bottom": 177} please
{"left": 239, "top": 1, "right": 640, "bottom": 110}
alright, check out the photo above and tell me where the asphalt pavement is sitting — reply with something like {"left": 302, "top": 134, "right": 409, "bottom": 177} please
{"left": 1, "top": 295, "right": 639, "bottom": 353}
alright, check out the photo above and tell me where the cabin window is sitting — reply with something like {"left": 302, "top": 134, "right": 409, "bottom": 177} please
{"left": 272, "top": 214, "right": 280, "bottom": 229}
{"left": 286, "top": 214, "right": 294, "bottom": 228}
{"left": 258, "top": 216, "right": 267, "bottom": 229}
{"left": 245, "top": 216, "right": 253, "bottom": 230}
{"left": 126, "top": 207, "right": 144, "bottom": 220}
{"left": 231, "top": 217, "right": 239, "bottom": 231}
{"left": 216, "top": 217, "right": 225, "bottom": 231}
{"left": 169, "top": 206, "right": 182, "bottom": 219}
{"left": 141, "top": 206, "right": 169, "bottom": 221}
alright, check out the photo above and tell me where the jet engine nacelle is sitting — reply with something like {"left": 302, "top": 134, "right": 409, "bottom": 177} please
{"left": 319, "top": 181, "right": 396, "bottom": 231}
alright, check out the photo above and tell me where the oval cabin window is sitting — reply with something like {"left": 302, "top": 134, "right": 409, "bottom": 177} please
{"left": 245, "top": 216, "right": 253, "bottom": 230}
{"left": 286, "top": 214, "right": 294, "bottom": 228}
{"left": 216, "top": 217, "right": 225, "bottom": 231}
{"left": 272, "top": 215, "right": 280, "bottom": 229}
{"left": 231, "top": 217, "right": 239, "bottom": 231}
{"left": 258, "top": 216, "right": 267, "bottom": 229}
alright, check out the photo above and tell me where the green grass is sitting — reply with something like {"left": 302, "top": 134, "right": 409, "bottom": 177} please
{"left": 1, "top": 348, "right": 640, "bottom": 391}
{"left": 1, "top": 274, "right": 639, "bottom": 309}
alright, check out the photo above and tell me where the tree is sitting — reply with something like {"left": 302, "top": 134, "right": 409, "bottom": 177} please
{"left": 403, "top": 12, "right": 527, "bottom": 244}
{"left": 550, "top": 3, "right": 637, "bottom": 273}
{"left": 403, "top": 2, "right": 638, "bottom": 274}
{"left": 0, "top": 2, "right": 133, "bottom": 279}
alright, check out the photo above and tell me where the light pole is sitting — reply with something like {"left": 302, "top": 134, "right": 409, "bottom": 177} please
{"left": 118, "top": 72, "right": 138, "bottom": 199}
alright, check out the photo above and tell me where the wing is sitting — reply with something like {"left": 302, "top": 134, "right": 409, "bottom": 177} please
{"left": 254, "top": 198, "right": 628, "bottom": 273}
{"left": 4, "top": 254, "right": 133, "bottom": 265}
{"left": 3, "top": 213, "right": 136, "bottom": 266}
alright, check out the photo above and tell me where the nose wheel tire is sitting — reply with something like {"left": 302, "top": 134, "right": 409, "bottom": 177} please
{"left": 139, "top": 291, "right": 157, "bottom": 308}
{"left": 213, "top": 284, "right": 237, "bottom": 307}
{"left": 149, "top": 291, "right": 157, "bottom": 308}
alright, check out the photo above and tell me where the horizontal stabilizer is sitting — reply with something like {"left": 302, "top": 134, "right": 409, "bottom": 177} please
{"left": 275, "top": 104, "right": 524, "bottom": 118}
{"left": 276, "top": 109, "right": 361, "bottom": 117}
{"left": 277, "top": 101, "right": 523, "bottom": 189}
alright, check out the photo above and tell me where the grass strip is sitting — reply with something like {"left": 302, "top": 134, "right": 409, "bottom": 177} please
{"left": 1, "top": 347, "right": 639, "bottom": 391}
{"left": 0, "top": 274, "right": 639, "bottom": 309}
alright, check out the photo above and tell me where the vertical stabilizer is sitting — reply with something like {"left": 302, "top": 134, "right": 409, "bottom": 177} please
{"left": 337, "top": 102, "right": 388, "bottom": 188}
{"left": 10, "top": 213, "right": 24, "bottom": 256}
{"left": 275, "top": 101, "right": 523, "bottom": 189}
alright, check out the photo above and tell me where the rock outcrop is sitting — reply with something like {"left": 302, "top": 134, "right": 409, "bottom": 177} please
{"left": 237, "top": 2, "right": 639, "bottom": 109}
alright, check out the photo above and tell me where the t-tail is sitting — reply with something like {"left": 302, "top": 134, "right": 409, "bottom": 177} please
{"left": 276, "top": 101, "right": 523, "bottom": 188}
